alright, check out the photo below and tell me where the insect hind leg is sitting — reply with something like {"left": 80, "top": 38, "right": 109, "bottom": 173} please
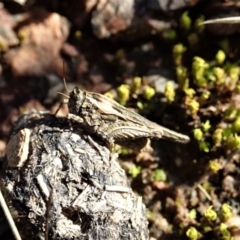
{"left": 67, "top": 113, "right": 84, "bottom": 124}
{"left": 116, "top": 138, "right": 153, "bottom": 153}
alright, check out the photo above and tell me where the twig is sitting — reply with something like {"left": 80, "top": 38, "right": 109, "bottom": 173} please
{"left": 45, "top": 189, "right": 53, "bottom": 240}
{"left": 197, "top": 184, "right": 212, "bottom": 202}
{"left": 0, "top": 189, "right": 22, "bottom": 240}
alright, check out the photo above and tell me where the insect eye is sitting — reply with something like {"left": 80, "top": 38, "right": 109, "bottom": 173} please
{"left": 73, "top": 87, "right": 79, "bottom": 94}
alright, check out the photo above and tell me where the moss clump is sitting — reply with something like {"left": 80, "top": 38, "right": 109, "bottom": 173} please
{"left": 204, "top": 206, "right": 217, "bottom": 221}
{"left": 186, "top": 227, "right": 199, "bottom": 240}
{"left": 164, "top": 82, "right": 175, "bottom": 102}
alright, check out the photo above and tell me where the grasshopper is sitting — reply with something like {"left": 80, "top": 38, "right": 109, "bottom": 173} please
{"left": 58, "top": 85, "right": 190, "bottom": 152}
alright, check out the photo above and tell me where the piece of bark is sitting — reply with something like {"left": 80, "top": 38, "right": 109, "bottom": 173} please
{"left": 1, "top": 111, "right": 149, "bottom": 240}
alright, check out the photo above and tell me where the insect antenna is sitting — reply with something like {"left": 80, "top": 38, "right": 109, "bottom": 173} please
{"left": 199, "top": 16, "right": 240, "bottom": 26}
{"left": 54, "top": 62, "right": 70, "bottom": 115}
{"left": 62, "top": 61, "right": 70, "bottom": 93}
{"left": 57, "top": 92, "right": 69, "bottom": 98}
{"left": 57, "top": 92, "right": 69, "bottom": 103}
{"left": 63, "top": 76, "right": 70, "bottom": 93}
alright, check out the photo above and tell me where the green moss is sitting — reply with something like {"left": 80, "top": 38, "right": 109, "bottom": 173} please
{"left": 131, "top": 76, "right": 142, "bottom": 94}
{"left": 151, "top": 169, "right": 167, "bottom": 182}
{"left": 186, "top": 99, "right": 200, "bottom": 115}
{"left": 213, "top": 67, "right": 225, "bottom": 85}
{"left": 117, "top": 84, "right": 130, "bottom": 105}
{"left": 143, "top": 86, "right": 155, "bottom": 100}
{"left": 192, "top": 57, "right": 209, "bottom": 87}
{"left": 232, "top": 117, "right": 240, "bottom": 133}
{"left": 199, "top": 91, "right": 211, "bottom": 104}
{"left": 213, "top": 128, "right": 223, "bottom": 146}
{"left": 215, "top": 50, "right": 226, "bottom": 65}
{"left": 204, "top": 206, "right": 217, "bottom": 221}
{"left": 188, "top": 209, "right": 197, "bottom": 220}
{"left": 209, "top": 160, "right": 222, "bottom": 173}
{"left": 201, "top": 120, "right": 211, "bottom": 132}
{"left": 193, "top": 128, "right": 203, "bottom": 141}
{"left": 176, "top": 66, "right": 189, "bottom": 90}
{"left": 173, "top": 44, "right": 187, "bottom": 65}
{"left": 219, "top": 223, "right": 233, "bottom": 240}
{"left": 164, "top": 82, "right": 175, "bottom": 102}
{"left": 226, "top": 134, "right": 240, "bottom": 151}
{"left": 184, "top": 88, "right": 196, "bottom": 98}
{"left": 163, "top": 29, "right": 177, "bottom": 40}
{"left": 199, "top": 141, "right": 210, "bottom": 152}
{"left": 221, "top": 204, "right": 232, "bottom": 221}
{"left": 128, "top": 165, "right": 141, "bottom": 178}
{"left": 180, "top": 11, "right": 192, "bottom": 31}
{"left": 186, "top": 227, "right": 199, "bottom": 240}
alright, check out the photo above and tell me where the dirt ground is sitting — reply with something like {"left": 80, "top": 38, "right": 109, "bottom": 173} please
{"left": 1, "top": 0, "right": 240, "bottom": 239}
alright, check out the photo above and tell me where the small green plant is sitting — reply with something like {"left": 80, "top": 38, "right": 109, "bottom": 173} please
{"left": 163, "top": 29, "right": 177, "bottom": 40}
{"left": 201, "top": 120, "right": 211, "bottom": 132}
{"left": 131, "top": 76, "right": 142, "bottom": 94}
{"left": 186, "top": 227, "right": 199, "bottom": 240}
{"left": 199, "top": 90, "right": 210, "bottom": 102}
{"left": 193, "top": 128, "right": 203, "bottom": 141}
{"left": 176, "top": 66, "right": 189, "bottom": 90}
{"left": 180, "top": 11, "right": 191, "bottom": 31}
{"left": 221, "top": 204, "right": 232, "bottom": 221}
{"left": 204, "top": 206, "right": 217, "bottom": 221}
{"left": 151, "top": 169, "right": 167, "bottom": 182}
{"left": 188, "top": 209, "right": 197, "bottom": 220}
{"left": 192, "top": 57, "right": 209, "bottom": 87}
{"left": 186, "top": 99, "right": 200, "bottom": 116}
{"left": 219, "top": 223, "right": 233, "bottom": 240}
{"left": 117, "top": 84, "right": 130, "bottom": 105}
{"left": 213, "top": 67, "right": 225, "bottom": 85}
{"left": 215, "top": 50, "right": 226, "bottom": 65}
{"left": 209, "top": 160, "right": 222, "bottom": 173}
{"left": 143, "top": 86, "right": 155, "bottom": 100}
{"left": 128, "top": 165, "right": 141, "bottom": 178}
{"left": 232, "top": 117, "right": 240, "bottom": 133}
{"left": 199, "top": 141, "right": 210, "bottom": 152}
{"left": 184, "top": 88, "right": 196, "bottom": 98}
{"left": 173, "top": 43, "right": 187, "bottom": 65}
{"left": 226, "top": 134, "right": 240, "bottom": 151}
{"left": 212, "top": 128, "right": 223, "bottom": 146}
{"left": 164, "top": 82, "right": 175, "bottom": 103}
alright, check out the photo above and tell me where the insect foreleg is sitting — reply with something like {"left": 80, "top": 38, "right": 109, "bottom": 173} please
{"left": 67, "top": 113, "right": 84, "bottom": 123}
{"left": 54, "top": 98, "right": 69, "bottom": 116}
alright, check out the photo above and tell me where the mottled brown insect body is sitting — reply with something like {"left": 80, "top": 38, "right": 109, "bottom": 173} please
{"left": 67, "top": 87, "right": 190, "bottom": 151}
